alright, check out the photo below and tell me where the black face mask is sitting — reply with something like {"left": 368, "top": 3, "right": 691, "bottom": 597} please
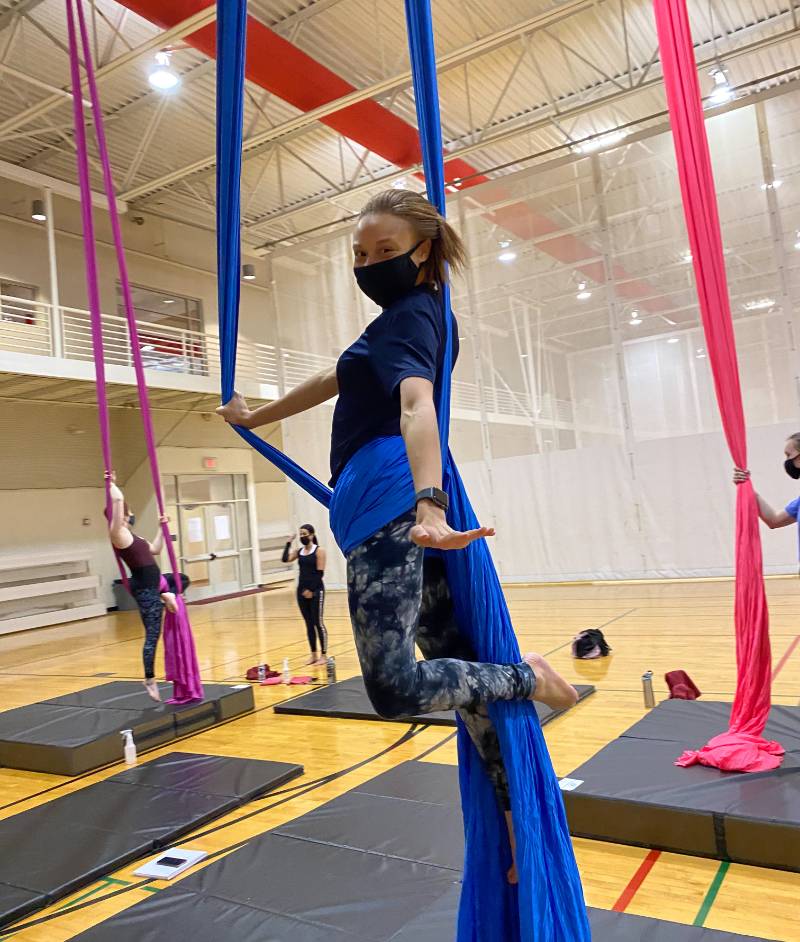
{"left": 299, "top": 536, "right": 311, "bottom": 546}
{"left": 354, "top": 242, "right": 423, "bottom": 309}
{"left": 785, "top": 458, "right": 800, "bottom": 480}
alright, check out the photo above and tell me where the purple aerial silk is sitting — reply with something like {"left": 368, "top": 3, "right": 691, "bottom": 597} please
{"left": 65, "top": 0, "right": 202, "bottom": 701}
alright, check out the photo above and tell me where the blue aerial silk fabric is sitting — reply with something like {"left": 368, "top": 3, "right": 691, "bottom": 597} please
{"left": 216, "top": 2, "right": 589, "bottom": 939}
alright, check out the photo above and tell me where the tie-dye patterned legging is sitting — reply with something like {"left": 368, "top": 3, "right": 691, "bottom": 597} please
{"left": 346, "top": 510, "right": 536, "bottom": 809}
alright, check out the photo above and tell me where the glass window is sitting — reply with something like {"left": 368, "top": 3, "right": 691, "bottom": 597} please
{"left": 119, "top": 284, "right": 203, "bottom": 332}
{"left": 0, "top": 280, "right": 38, "bottom": 324}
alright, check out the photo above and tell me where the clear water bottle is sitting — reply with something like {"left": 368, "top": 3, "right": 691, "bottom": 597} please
{"left": 257, "top": 664, "right": 266, "bottom": 684}
{"left": 326, "top": 656, "right": 337, "bottom": 685}
{"left": 282, "top": 657, "right": 291, "bottom": 685}
{"left": 642, "top": 670, "right": 656, "bottom": 709}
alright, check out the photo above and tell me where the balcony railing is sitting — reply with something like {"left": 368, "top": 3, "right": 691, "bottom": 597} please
{"left": 0, "top": 294, "right": 573, "bottom": 426}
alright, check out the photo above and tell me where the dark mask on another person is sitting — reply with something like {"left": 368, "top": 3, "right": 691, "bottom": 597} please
{"left": 299, "top": 536, "right": 311, "bottom": 546}
{"left": 785, "top": 458, "right": 800, "bottom": 480}
{"left": 354, "top": 242, "right": 423, "bottom": 309}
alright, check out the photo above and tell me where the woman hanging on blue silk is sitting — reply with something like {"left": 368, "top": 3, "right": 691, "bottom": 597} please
{"left": 218, "top": 188, "right": 578, "bottom": 882}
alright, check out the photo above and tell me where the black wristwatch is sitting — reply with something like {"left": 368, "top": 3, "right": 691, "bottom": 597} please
{"left": 415, "top": 487, "right": 449, "bottom": 512}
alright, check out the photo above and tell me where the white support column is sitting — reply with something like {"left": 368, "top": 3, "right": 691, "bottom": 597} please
{"left": 755, "top": 101, "right": 800, "bottom": 413}
{"left": 43, "top": 187, "right": 63, "bottom": 358}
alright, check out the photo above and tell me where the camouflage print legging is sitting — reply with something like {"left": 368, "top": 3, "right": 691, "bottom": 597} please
{"left": 346, "top": 510, "right": 536, "bottom": 809}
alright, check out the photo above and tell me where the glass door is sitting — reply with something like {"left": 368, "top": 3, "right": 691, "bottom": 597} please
{"left": 163, "top": 473, "right": 256, "bottom": 601}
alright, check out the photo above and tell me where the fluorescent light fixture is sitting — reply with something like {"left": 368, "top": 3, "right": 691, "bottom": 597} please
{"left": 708, "top": 67, "right": 734, "bottom": 106}
{"left": 629, "top": 315, "right": 642, "bottom": 326}
{"left": 576, "top": 281, "right": 592, "bottom": 300}
{"left": 498, "top": 251, "right": 517, "bottom": 262}
{"left": 743, "top": 297, "right": 775, "bottom": 311}
{"left": 661, "top": 316, "right": 677, "bottom": 326}
{"left": 498, "top": 240, "right": 512, "bottom": 249}
{"left": 148, "top": 51, "right": 180, "bottom": 91}
{"left": 572, "top": 129, "right": 628, "bottom": 154}
{"left": 141, "top": 344, "right": 155, "bottom": 352}
{"left": 761, "top": 179, "right": 783, "bottom": 191}
{"left": 31, "top": 199, "right": 46, "bottom": 221}
{"left": 667, "top": 337, "right": 680, "bottom": 344}
{"left": 242, "top": 263, "right": 256, "bottom": 281}
{"left": 162, "top": 298, "right": 176, "bottom": 304}
{"left": 392, "top": 178, "right": 408, "bottom": 189}
{"left": 680, "top": 250, "right": 693, "bottom": 264}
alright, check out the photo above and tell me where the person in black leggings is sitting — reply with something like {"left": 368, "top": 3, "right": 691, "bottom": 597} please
{"left": 106, "top": 476, "right": 177, "bottom": 702}
{"left": 283, "top": 524, "right": 327, "bottom": 665}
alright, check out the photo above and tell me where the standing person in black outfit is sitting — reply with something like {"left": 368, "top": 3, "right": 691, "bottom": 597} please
{"left": 106, "top": 476, "right": 178, "bottom": 701}
{"left": 283, "top": 525, "right": 327, "bottom": 665}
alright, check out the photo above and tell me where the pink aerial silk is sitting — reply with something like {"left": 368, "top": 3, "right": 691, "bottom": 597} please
{"left": 65, "top": 0, "right": 203, "bottom": 702}
{"left": 654, "top": 0, "right": 782, "bottom": 772}
{"left": 160, "top": 577, "right": 204, "bottom": 703}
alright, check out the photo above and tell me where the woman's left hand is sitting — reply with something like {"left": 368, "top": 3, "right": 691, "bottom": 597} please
{"left": 410, "top": 502, "right": 494, "bottom": 550}
{"left": 159, "top": 515, "right": 170, "bottom": 525}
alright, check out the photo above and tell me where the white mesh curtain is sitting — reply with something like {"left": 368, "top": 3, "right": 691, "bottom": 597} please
{"left": 269, "top": 89, "right": 800, "bottom": 585}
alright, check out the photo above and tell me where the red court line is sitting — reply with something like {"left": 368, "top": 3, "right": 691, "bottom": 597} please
{"left": 772, "top": 634, "right": 800, "bottom": 681}
{"left": 612, "top": 849, "right": 662, "bottom": 912}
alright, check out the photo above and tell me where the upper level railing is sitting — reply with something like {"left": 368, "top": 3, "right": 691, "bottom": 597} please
{"left": 0, "top": 294, "right": 573, "bottom": 425}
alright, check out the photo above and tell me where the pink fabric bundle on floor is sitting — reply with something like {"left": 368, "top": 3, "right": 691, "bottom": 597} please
{"left": 654, "top": 0, "right": 782, "bottom": 774}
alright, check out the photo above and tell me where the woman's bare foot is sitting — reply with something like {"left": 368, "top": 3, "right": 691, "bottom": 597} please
{"left": 305, "top": 653, "right": 318, "bottom": 666}
{"left": 523, "top": 653, "right": 578, "bottom": 711}
{"left": 143, "top": 679, "right": 161, "bottom": 702}
{"left": 314, "top": 655, "right": 328, "bottom": 666}
{"left": 504, "top": 809, "right": 518, "bottom": 885}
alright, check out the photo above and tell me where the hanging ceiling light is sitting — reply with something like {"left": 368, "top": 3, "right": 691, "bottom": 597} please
{"left": 497, "top": 241, "right": 516, "bottom": 262}
{"left": 242, "top": 263, "right": 256, "bottom": 281}
{"left": 576, "top": 281, "right": 592, "bottom": 300}
{"left": 629, "top": 311, "right": 642, "bottom": 326}
{"left": 743, "top": 297, "right": 775, "bottom": 311}
{"left": 708, "top": 67, "right": 734, "bottom": 106}
{"left": 148, "top": 51, "right": 180, "bottom": 91}
{"left": 31, "top": 199, "right": 46, "bottom": 221}
{"left": 572, "top": 129, "right": 628, "bottom": 154}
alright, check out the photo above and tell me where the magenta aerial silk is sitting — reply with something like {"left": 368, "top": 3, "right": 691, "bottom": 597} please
{"left": 654, "top": 0, "right": 782, "bottom": 773}
{"left": 66, "top": 0, "right": 203, "bottom": 702}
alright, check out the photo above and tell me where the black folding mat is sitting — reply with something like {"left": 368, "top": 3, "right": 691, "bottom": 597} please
{"left": 0, "top": 751, "right": 303, "bottom": 928}
{"left": 274, "top": 673, "right": 595, "bottom": 726}
{"left": 561, "top": 698, "right": 800, "bottom": 872}
{"left": 0, "top": 681, "right": 255, "bottom": 775}
{"left": 66, "top": 760, "right": 775, "bottom": 942}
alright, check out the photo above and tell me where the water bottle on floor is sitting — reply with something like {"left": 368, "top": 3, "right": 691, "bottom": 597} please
{"left": 257, "top": 664, "right": 266, "bottom": 684}
{"left": 326, "top": 656, "right": 337, "bottom": 685}
{"left": 642, "top": 670, "right": 655, "bottom": 709}
{"left": 282, "top": 657, "right": 291, "bottom": 685}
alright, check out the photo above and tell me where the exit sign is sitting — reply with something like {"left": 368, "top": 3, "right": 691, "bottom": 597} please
{"left": 203, "top": 457, "right": 217, "bottom": 470}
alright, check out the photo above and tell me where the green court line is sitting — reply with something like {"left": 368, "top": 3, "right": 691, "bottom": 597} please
{"left": 694, "top": 860, "right": 730, "bottom": 926}
{"left": 103, "top": 877, "right": 132, "bottom": 887}
{"left": 55, "top": 880, "right": 114, "bottom": 911}
{"left": 141, "top": 886, "right": 161, "bottom": 894}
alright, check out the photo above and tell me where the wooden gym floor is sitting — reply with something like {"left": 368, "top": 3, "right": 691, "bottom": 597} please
{"left": 0, "top": 578, "right": 798, "bottom": 941}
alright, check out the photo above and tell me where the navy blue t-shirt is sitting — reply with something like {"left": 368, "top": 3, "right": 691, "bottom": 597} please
{"left": 329, "top": 285, "right": 458, "bottom": 486}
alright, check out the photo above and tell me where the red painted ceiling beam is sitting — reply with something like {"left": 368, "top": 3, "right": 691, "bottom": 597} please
{"left": 119, "top": 0, "right": 670, "bottom": 314}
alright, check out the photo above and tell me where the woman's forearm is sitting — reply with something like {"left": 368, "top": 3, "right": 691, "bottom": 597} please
{"left": 401, "top": 400, "right": 442, "bottom": 493}
{"left": 151, "top": 528, "right": 165, "bottom": 555}
{"left": 246, "top": 366, "right": 338, "bottom": 429}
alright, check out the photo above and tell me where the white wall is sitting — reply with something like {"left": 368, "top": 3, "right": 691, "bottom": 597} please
{"left": 0, "top": 179, "right": 276, "bottom": 348}
{"left": 0, "top": 486, "right": 121, "bottom": 607}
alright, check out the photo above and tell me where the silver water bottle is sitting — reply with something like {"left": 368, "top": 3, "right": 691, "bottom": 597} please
{"left": 326, "top": 656, "right": 337, "bottom": 685}
{"left": 642, "top": 670, "right": 656, "bottom": 709}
